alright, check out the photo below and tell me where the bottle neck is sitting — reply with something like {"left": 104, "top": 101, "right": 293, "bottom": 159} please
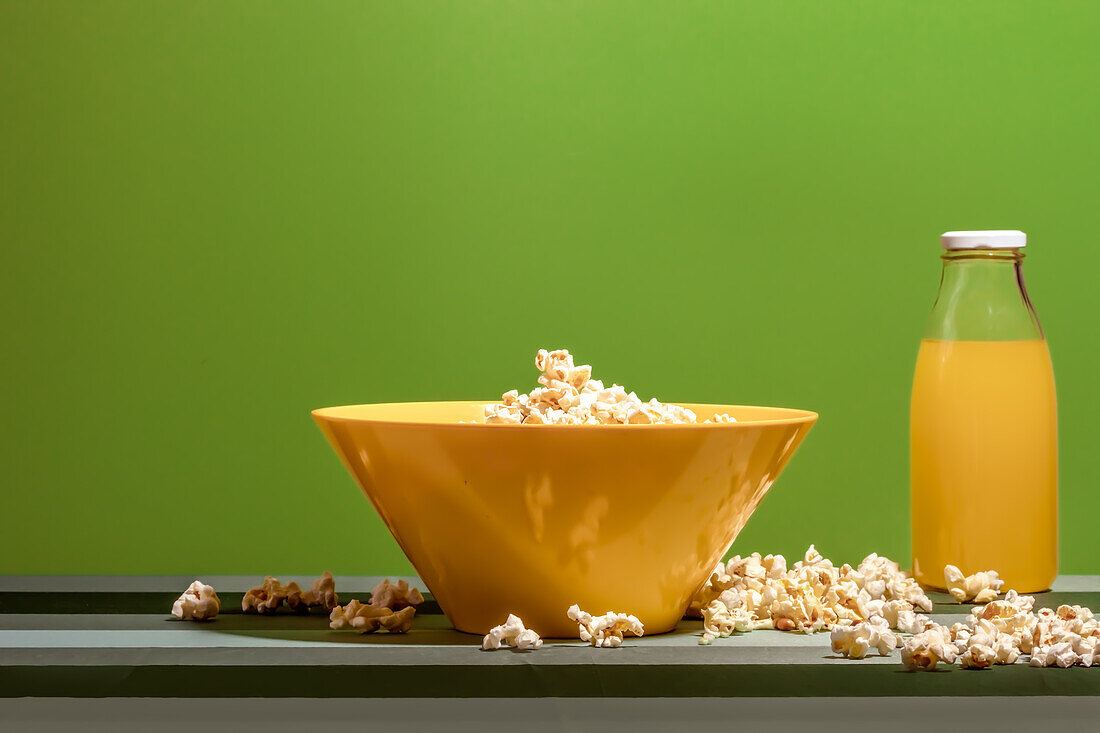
{"left": 925, "top": 248, "right": 1044, "bottom": 341}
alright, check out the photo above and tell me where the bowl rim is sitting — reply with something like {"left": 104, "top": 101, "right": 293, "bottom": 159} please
{"left": 312, "top": 401, "right": 818, "bottom": 429}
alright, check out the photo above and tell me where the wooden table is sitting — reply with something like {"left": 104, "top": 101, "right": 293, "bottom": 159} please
{"left": 3, "top": 574, "right": 1099, "bottom": 731}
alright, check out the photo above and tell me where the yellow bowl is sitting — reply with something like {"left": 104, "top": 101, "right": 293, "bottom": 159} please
{"left": 313, "top": 401, "right": 816, "bottom": 637}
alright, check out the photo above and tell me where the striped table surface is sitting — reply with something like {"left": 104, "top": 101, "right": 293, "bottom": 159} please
{"left": 2, "top": 575, "right": 1099, "bottom": 698}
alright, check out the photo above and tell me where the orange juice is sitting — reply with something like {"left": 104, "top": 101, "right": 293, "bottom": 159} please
{"left": 910, "top": 338, "right": 1057, "bottom": 591}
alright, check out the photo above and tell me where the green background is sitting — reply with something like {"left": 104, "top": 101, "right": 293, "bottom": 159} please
{"left": 2, "top": 1, "right": 1098, "bottom": 575}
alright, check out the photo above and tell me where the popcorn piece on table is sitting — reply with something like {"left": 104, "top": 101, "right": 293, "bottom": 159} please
{"left": 368, "top": 578, "right": 425, "bottom": 611}
{"left": 895, "top": 611, "right": 934, "bottom": 636}
{"left": 901, "top": 624, "right": 957, "bottom": 670}
{"left": 1074, "top": 635, "right": 1100, "bottom": 667}
{"left": 242, "top": 576, "right": 290, "bottom": 614}
{"left": 567, "top": 604, "right": 644, "bottom": 648}
{"left": 286, "top": 571, "right": 339, "bottom": 613}
{"left": 958, "top": 643, "right": 998, "bottom": 669}
{"left": 329, "top": 599, "right": 416, "bottom": 634}
{"left": 171, "top": 580, "right": 221, "bottom": 621}
{"left": 1029, "top": 642, "right": 1080, "bottom": 668}
{"left": 699, "top": 598, "right": 753, "bottom": 643}
{"left": 481, "top": 614, "right": 544, "bottom": 651}
{"left": 830, "top": 615, "right": 898, "bottom": 659}
{"left": 944, "top": 564, "right": 1004, "bottom": 604}
{"left": 1054, "top": 604, "right": 1098, "bottom": 637}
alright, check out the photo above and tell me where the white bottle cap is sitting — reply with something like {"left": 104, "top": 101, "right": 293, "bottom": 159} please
{"left": 941, "top": 230, "right": 1026, "bottom": 250}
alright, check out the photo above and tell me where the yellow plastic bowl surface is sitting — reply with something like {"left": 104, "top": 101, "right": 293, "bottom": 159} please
{"left": 313, "top": 401, "right": 816, "bottom": 637}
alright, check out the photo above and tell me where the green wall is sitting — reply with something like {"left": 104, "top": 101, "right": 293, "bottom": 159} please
{"left": 3, "top": 1, "right": 1098, "bottom": 575}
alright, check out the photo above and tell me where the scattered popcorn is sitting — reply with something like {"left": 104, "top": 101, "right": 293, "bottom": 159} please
{"left": 286, "top": 571, "right": 339, "bottom": 613}
{"left": 901, "top": 624, "right": 957, "bottom": 670}
{"left": 688, "top": 547, "right": 1100, "bottom": 673}
{"left": 944, "top": 565, "right": 1004, "bottom": 604}
{"left": 1019, "top": 604, "right": 1100, "bottom": 667}
{"left": 329, "top": 599, "right": 416, "bottom": 634}
{"left": 567, "top": 604, "right": 645, "bottom": 648}
{"left": 171, "top": 580, "right": 220, "bottom": 621}
{"left": 368, "top": 578, "right": 425, "bottom": 611}
{"left": 830, "top": 616, "right": 898, "bottom": 659}
{"left": 689, "top": 545, "right": 930, "bottom": 639}
{"left": 479, "top": 349, "right": 733, "bottom": 426}
{"left": 481, "top": 614, "right": 544, "bottom": 651}
{"left": 242, "top": 576, "right": 290, "bottom": 614}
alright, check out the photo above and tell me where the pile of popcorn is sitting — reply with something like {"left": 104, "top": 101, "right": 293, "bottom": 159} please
{"left": 690, "top": 545, "right": 933, "bottom": 644}
{"left": 480, "top": 349, "right": 734, "bottom": 426}
{"left": 693, "top": 547, "right": 1100, "bottom": 671}
{"left": 172, "top": 574, "right": 425, "bottom": 635}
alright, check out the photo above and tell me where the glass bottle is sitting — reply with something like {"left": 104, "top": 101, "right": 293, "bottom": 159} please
{"left": 910, "top": 230, "right": 1057, "bottom": 592}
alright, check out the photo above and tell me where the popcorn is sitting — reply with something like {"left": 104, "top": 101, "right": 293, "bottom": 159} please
{"left": 329, "top": 600, "right": 416, "bottom": 634}
{"left": 886, "top": 578, "right": 934, "bottom": 613}
{"left": 368, "top": 578, "right": 425, "bottom": 611}
{"left": 1029, "top": 642, "right": 1079, "bottom": 668}
{"left": 830, "top": 616, "right": 898, "bottom": 659}
{"left": 969, "top": 590, "right": 1036, "bottom": 648}
{"left": 1074, "top": 635, "right": 1100, "bottom": 667}
{"left": 896, "top": 611, "right": 933, "bottom": 636}
{"left": 1055, "top": 604, "right": 1098, "bottom": 637}
{"left": 991, "top": 633, "right": 1022, "bottom": 665}
{"left": 700, "top": 598, "right": 753, "bottom": 642}
{"left": 171, "top": 580, "right": 220, "bottom": 621}
{"left": 1019, "top": 604, "right": 1100, "bottom": 667}
{"left": 242, "top": 576, "right": 290, "bottom": 614}
{"left": 877, "top": 599, "right": 912, "bottom": 629}
{"left": 480, "top": 348, "right": 732, "bottom": 426}
{"left": 481, "top": 614, "right": 544, "bottom": 651}
{"left": 690, "top": 545, "right": 940, "bottom": 643}
{"left": 688, "top": 545, "right": 1098, "bottom": 675}
{"left": 955, "top": 619, "right": 1019, "bottom": 667}
{"left": 901, "top": 624, "right": 957, "bottom": 670}
{"left": 944, "top": 565, "right": 1004, "bottom": 604}
{"left": 841, "top": 553, "right": 933, "bottom": 613}
{"left": 958, "top": 643, "right": 998, "bottom": 669}
{"left": 567, "top": 604, "right": 645, "bottom": 648}
{"left": 286, "top": 571, "right": 339, "bottom": 613}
